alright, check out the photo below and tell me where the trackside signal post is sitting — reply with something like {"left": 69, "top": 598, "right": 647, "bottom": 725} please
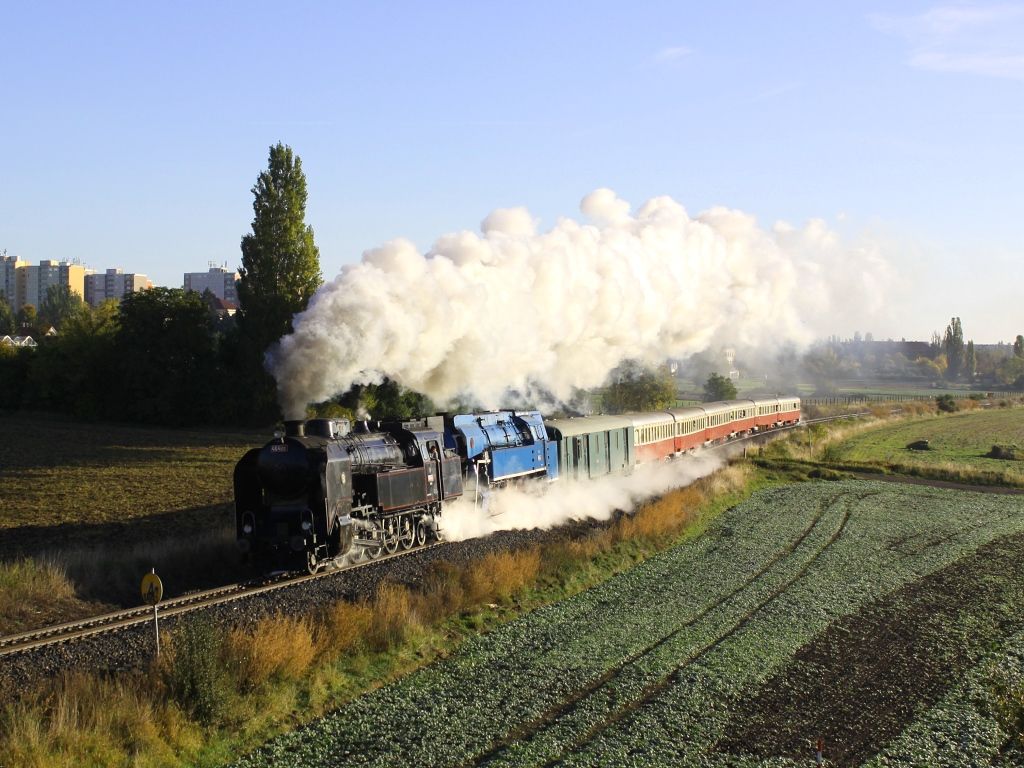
{"left": 141, "top": 568, "right": 164, "bottom": 656}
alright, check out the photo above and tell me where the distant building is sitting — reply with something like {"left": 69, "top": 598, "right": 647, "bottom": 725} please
{"left": 1, "top": 335, "right": 38, "bottom": 348}
{"left": 0, "top": 254, "right": 28, "bottom": 306}
{"left": 184, "top": 265, "right": 239, "bottom": 303}
{"left": 84, "top": 268, "right": 152, "bottom": 307}
{"left": 15, "top": 260, "right": 87, "bottom": 309}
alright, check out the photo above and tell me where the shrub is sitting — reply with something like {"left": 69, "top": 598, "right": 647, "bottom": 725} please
{"left": 936, "top": 394, "right": 959, "bottom": 413}
{"left": 160, "top": 619, "right": 229, "bottom": 724}
{"left": 987, "top": 445, "right": 1020, "bottom": 461}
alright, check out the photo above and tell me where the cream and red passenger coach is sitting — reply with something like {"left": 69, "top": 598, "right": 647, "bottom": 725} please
{"left": 546, "top": 396, "right": 801, "bottom": 471}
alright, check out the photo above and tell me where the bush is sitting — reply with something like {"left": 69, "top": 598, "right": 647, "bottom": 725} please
{"left": 987, "top": 445, "right": 1020, "bottom": 461}
{"left": 936, "top": 394, "right": 959, "bottom": 413}
{"left": 161, "top": 619, "right": 229, "bottom": 724}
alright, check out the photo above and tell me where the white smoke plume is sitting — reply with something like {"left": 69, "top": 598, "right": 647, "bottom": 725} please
{"left": 270, "top": 189, "right": 890, "bottom": 417}
{"left": 437, "top": 451, "right": 724, "bottom": 542}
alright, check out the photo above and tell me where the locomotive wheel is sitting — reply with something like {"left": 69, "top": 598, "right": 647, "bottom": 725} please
{"left": 305, "top": 551, "right": 320, "bottom": 575}
{"left": 415, "top": 519, "right": 427, "bottom": 546}
{"left": 364, "top": 543, "right": 383, "bottom": 559}
{"left": 399, "top": 515, "right": 416, "bottom": 550}
{"left": 384, "top": 531, "right": 399, "bottom": 555}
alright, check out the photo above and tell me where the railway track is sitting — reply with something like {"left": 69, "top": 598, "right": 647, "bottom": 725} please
{"left": 1, "top": 412, "right": 865, "bottom": 660}
{"left": 0, "top": 542, "right": 446, "bottom": 658}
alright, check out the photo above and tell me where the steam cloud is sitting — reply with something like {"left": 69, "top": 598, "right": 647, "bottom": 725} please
{"left": 270, "top": 189, "right": 889, "bottom": 416}
{"left": 438, "top": 451, "right": 725, "bottom": 542}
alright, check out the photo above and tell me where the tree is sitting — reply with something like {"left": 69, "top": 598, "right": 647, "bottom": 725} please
{"left": 237, "top": 142, "right": 322, "bottom": 352}
{"left": 23, "top": 301, "right": 119, "bottom": 416}
{"left": 602, "top": 363, "right": 677, "bottom": 413}
{"left": 943, "top": 317, "right": 965, "bottom": 380}
{"left": 703, "top": 372, "right": 738, "bottom": 402}
{"left": 115, "top": 288, "right": 220, "bottom": 424}
{"left": 335, "top": 378, "right": 436, "bottom": 419}
{"left": 38, "top": 284, "right": 85, "bottom": 331}
{"left": 0, "top": 297, "right": 14, "bottom": 335}
{"left": 16, "top": 304, "right": 37, "bottom": 330}
{"left": 1014, "top": 335, "right": 1024, "bottom": 358}
{"left": 965, "top": 340, "right": 977, "bottom": 380}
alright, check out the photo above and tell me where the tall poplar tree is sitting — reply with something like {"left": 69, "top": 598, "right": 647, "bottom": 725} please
{"left": 965, "top": 340, "right": 976, "bottom": 380}
{"left": 943, "top": 316, "right": 965, "bottom": 380}
{"left": 237, "top": 142, "right": 322, "bottom": 352}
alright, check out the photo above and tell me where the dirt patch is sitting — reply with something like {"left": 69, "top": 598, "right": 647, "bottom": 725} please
{"left": 718, "top": 532, "right": 1024, "bottom": 766}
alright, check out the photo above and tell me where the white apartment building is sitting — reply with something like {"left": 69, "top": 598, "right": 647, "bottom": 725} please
{"left": 183, "top": 265, "right": 239, "bottom": 304}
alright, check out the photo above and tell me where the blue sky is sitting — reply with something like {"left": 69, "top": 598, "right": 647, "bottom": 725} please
{"left": 2, "top": 1, "right": 1022, "bottom": 341}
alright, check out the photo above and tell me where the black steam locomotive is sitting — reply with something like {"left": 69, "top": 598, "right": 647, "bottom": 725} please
{"left": 233, "top": 417, "right": 463, "bottom": 573}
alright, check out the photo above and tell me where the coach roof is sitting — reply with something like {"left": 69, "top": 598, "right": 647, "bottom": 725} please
{"left": 544, "top": 415, "right": 633, "bottom": 438}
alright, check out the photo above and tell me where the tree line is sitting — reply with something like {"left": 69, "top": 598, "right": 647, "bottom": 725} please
{"left": 3, "top": 145, "right": 1022, "bottom": 426}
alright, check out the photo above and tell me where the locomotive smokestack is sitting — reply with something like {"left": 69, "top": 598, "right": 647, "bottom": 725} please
{"left": 284, "top": 419, "right": 306, "bottom": 437}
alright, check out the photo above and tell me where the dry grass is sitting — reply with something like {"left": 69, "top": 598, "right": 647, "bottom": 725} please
{"left": 617, "top": 463, "right": 751, "bottom": 543}
{"left": 0, "top": 558, "right": 103, "bottom": 635}
{"left": 462, "top": 549, "right": 542, "bottom": 604}
{"left": 1, "top": 525, "right": 247, "bottom": 635}
{"left": 365, "top": 583, "right": 419, "bottom": 652}
{"left": 226, "top": 613, "right": 318, "bottom": 689}
{"left": 51, "top": 525, "right": 243, "bottom": 605}
{"left": 0, "top": 671, "right": 200, "bottom": 768}
{"left": 319, "top": 600, "right": 374, "bottom": 656}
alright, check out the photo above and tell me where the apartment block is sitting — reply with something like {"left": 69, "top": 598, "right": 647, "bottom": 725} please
{"left": 15, "top": 260, "right": 87, "bottom": 309}
{"left": 184, "top": 265, "right": 239, "bottom": 303}
{"left": 84, "top": 268, "right": 152, "bottom": 307}
{"left": 0, "top": 254, "right": 28, "bottom": 306}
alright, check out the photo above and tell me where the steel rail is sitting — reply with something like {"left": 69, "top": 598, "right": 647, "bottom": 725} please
{"left": 0, "top": 542, "right": 446, "bottom": 657}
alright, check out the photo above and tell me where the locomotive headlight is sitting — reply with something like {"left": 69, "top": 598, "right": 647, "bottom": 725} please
{"left": 301, "top": 520, "right": 313, "bottom": 531}
{"left": 243, "top": 523, "right": 253, "bottom": 534}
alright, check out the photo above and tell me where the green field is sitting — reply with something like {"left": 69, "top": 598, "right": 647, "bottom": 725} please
{"left": 0, "top": 413, "right": 264, "bottom": 532}
{"left": 232, "top": 480, "right": 1024, "bottom": 767}
{"left": 825, "top": 407, "right": 1024, "bottom": 485}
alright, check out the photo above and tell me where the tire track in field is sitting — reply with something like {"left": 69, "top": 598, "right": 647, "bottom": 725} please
{"left": 718, "top": 530, "right": 1024, "bottom": 766}
{"left": 532, "top": 501, "right": 856, "bottom": 768}
{"left": 463, "top": 490, "right": 860, "bottom": 767}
